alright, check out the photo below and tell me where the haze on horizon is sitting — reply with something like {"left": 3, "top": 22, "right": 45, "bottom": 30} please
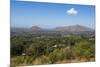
{"left": 11, "top": 0, "right": 95, "bottom": 29}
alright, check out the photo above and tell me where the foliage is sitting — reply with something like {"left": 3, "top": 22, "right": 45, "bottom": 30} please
{"left": 11, "top": 34, "right": 95, "bottom": 66}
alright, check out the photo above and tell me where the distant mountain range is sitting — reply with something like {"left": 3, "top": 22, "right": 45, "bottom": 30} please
{"left": 55, "top": 25, "right": 94, "bottom": 32}
{"left": 11, "top": 25, "right": 95, "bottom": 37}
{"left": 11, "top": 25, "right": 94, "bottom": 32}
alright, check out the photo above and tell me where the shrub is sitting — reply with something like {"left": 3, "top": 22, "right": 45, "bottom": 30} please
{"left": 25, "top": 43, "right": 46, "bottom": 57}
{"left": 72, "top": 41, "right": 95, "bottom": 60}
{"left": 48, "top": 49, "right": 65, "bottom": 63}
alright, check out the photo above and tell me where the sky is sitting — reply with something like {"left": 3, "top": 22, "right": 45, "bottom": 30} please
{"left": 11, "top": 0, "right": 95, "bottom": 29}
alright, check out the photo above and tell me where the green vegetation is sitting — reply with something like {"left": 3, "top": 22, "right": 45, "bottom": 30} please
{"left": 11, "top": 34, "right": 95, "bottom": 66}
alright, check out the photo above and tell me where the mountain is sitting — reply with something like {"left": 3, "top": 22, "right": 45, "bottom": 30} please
{"left": 11, "top": 27, "right": 29, "bottom": 32}
{"left": 30, "top": 26, "right": 41, "bottom": 31}
{"left": 11, "top": 26, "right": 42, "bottom": 32}
{"left": 55, "top": 25, "right": 94, "bottom": 32}
{"left": 11, "top": 25, "right": 94, "bottom": 36}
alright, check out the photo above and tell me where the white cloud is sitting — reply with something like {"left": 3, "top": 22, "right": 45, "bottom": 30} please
{"left": 67, "top": 8, "right": 78, "bottom": 15}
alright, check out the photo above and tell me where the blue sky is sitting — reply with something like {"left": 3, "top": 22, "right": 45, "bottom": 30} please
{"left": 11, "top": 0, "right": 95, "bottom": 29}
